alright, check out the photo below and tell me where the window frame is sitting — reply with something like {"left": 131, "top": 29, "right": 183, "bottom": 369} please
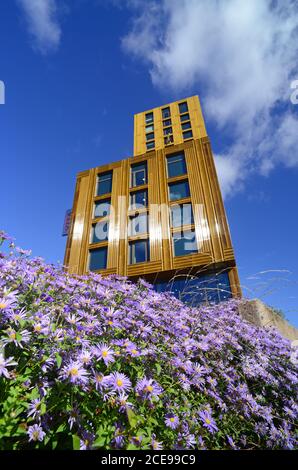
{"left": 129, "top": 239, "right": 150, "bottom": 264}
{"left": 167, "top": 152, "right": 187, "bottom": 179}
{"left": 89, "top": 246, "right": 108, "bottom": 271}
{"left": 96, "top": 171, "right": 113, "bottom": 197}
{"left": 131, "top": 162, "right": 148, "bottom": 188}
{"left": 168, "top": 180, "right": 190, "bottom": 201}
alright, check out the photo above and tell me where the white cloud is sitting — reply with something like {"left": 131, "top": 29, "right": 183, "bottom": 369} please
{"left": 17, "top": 0, "right": 61, "bottom": 54}
{"left": 122, "top": 0, "right": 298, "bottom": 197}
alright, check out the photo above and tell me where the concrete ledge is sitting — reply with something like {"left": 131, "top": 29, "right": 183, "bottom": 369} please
{"left": 238, "top": 299, "right": 298, "bottom": 341}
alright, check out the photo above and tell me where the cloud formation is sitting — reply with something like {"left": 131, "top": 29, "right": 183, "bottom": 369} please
{"left": 122, "top": 0, "right": 298, "bottom": 197}
{"left": 17, "top": 0, "right": 61, "bottom": 54}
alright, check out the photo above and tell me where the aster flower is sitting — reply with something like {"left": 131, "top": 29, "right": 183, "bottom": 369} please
{"left": 3, "top": 328, "right": 31, "bottom": 347}
{"left": 93, "top": 343, "right": 115, "bottom": 365}
{"left": 92, "top": 371, "right": 109, "bottom": 391}
{"left": 0, "top": 353, "right": 18, "bottom": 378}
{"left": 106, "top": 372, "right": 132, "bottom": 393}
{"left": 27, "top": 399, "right": 42, "bottom": 419}
{"left": 79, "top": 349, "right": 93, "bottom": 365}
{"left": 117, "top": 391, "right": 134, "bottom": 413}
{"left": 135, "top": 377, "right": 163, "bottom": 399}
{"left": 151, "top": 434, "right": 163, "bottom": 450}
{"left": 198, "top": 410, "right": 218, "bottom": 434}
{"left": 165, "top": 413, "right": 180, "bottom": 430}
{"left": 60, "top": 361, "right": 89, "bottom": 385}
{"left": 27, "top": 424, "right": 46, "bottom": 442}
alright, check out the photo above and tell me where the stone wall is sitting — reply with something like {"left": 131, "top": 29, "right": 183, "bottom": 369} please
{"left": 238, "top": 299, "right": 298, "bottom": 342}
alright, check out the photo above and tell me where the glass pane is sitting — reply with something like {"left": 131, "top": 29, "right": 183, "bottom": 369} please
{"left": 173, "top": 230, "right": 198, "bottom": 257}
{"left": 91, "top": 222, "right": 109, "bottom": 243}
{"left": 164, "top": 135, "right": 174, "bottom": 145}
{"left": 183, "top": 130, "right": 193, "bottom": 140}
{"left": 179, "top": 102, "right": 188, "bottom": 114}
{"left": 146, "top": 132, "right": 154, "bottom": 141}
{"left": 89, "top": 247, "right": 107, "bottom": 271}
{"left": 171, "top": 204, "right": 194, "bottom": 227}
{"left": 169, "top": 181, "right": 190, "bottom": 201}
{"left": 180, "top": 113, "right": 190, "bottom": 122}
{"left": 131, "top": 162, "right": 147, "bottom": 187}
{"left": 163, "top": 127, "right": 173, "bottom": 136}
{"left": 167, "top": 153, "right": 187, "bottom": 178}
{"left": 96, "top": 171, "right": 112, "bottom": 196}
{"left": 145, "top": 124, "right": 154, "bottom": 133}
{"left": 163, "top": 119, "right": 172, "bottom": 127}
{"left": 181, "top": 121, "right": 191, "bottom": 130}
{"left": 94, "top": 199, "right": 111, "bottom": 218}
{"left": 162, "top": 107, "right": 171, "bottom": 119}
{"left": 130, "top": 190, "right": 148, "bottom": 209}
{"left": 145, "top": 112, "right": 153, "bottom": 124}
{"left": 128, "top": 213, "right": 148, "bottom": 236}
{"left": 130, "top": 240, "right": 149, "bottom": 264}
{"left": 146, "top": 141, "right": 155, "bottom": 150}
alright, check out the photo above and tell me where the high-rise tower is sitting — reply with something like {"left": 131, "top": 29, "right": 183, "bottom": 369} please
{"left": 64, "top": 96, "right": 241, "bottom": 304}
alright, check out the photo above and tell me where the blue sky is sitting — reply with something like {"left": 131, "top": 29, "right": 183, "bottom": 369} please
{"left": 0, "top": 0, "right": 298, "bottom": 326}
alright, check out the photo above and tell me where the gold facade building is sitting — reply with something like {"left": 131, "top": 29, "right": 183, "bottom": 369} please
{"left": 64, "top": 96, "right": 241, "bottom": 304}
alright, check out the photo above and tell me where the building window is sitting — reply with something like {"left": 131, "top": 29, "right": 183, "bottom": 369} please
{"left": 179, "top": 102, "right": 188, "bottom": 114}
{"left": 163, "top": 119, "right": 172, "bottom": 127}
{"left": 131, "top": 162, "right": 147, "bottom": 187}
{"left": 172, "top": 230, "right": 198, "bottom": 257}
{"left": 180, "top": 113, "right": 190, "bottom": 122}
{"left": 91, "top": 221, "right": 109, "bottom": 244}
{"left": 183, "top": 130, "right": 193, "bottom": 140}
{"left": 96, "top": 171, "right": 113, "bottom": 196}
{"left": 89, "top": 247, "right": 107, "bottom": 271}
{"left": 145, "top": 124, "right": 154, "bottom": 133}
{"left": 145, "top": 112, "right": 153, "bottom": 124}
{"left": 128, "top": 213, "right": 148, "bottom": 236}
{"left": 181, "top": 121, "right": 191, "bottom": 130}
{"left": 163, "top": 127, "right": 173, "bottom": 136}
{"left": 171, "top": 203, "right": 194, "bottom": 228}
{"left": 130, "top": 190, "right": 148, "bottom": 209}
{"left": 94, "top": 198, "right": 111, "bottom": 218}
{"left": 164, "top": 135, "right": 174, "bottom": 145}
{"left": 162, "top": 107, "right": 171, "bottom": 119}
{"left": 146, "top": 141, "right": 155, "bottom": 151}
{"left": 146, "top": 132, "right": 154, "bottom": 141}
{"left": 167, "top": 153, "right": 187, "bottom": 178}
{"left": 169, "top": 180, "right": 190, "bottom": 201}
{"left": 129, "top": 240, "right": 150, "bottom": 264}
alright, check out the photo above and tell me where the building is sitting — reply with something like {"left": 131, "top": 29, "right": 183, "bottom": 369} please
{"left": 64, "top": 96, "right": 241, "bottom": 305}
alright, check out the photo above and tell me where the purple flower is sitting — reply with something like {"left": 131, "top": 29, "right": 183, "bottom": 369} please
{"left": 151, "top": 434, "right": 163, "bottom": 450}
{"left": 93, "top": 343, "right": 115, "bottom": 365}
{"left": 165, "top": 413, "right": 180, "bottom": 430}
{"left": 135, "top": 377, "right": 163, "bottom": 399}
{"left": 27, "top": 424, "right": 46, "bottom": 442}
{"left": 198, "top": 410, "right": 218, "bottom": 434}
{"left": 27, "top": 399, "right": 42, "bottom": 419}
{"left": 60, "top": 361, "right": 89, "bottom": 385}
{"left": 0, "top": 353, "right": 17, "bottom": 378}
{"left": 106, "top": 372, "right": 132, "bottom": 393}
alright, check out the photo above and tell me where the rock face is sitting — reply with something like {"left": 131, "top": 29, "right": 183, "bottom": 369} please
{"left": 238, "top": 299, "right": 298, "bottom": 341}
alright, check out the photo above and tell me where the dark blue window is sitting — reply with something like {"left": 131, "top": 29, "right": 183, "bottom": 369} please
{"left": 169, "top": 180, "right": 190, "bottom": 201}
{"left": 154, "top": 272, "right": 232, "bottom": 306}
{"left": 146, "top": 132, "right": 154, "bottom": 141}
{"left": 145, "top": 112, "right": 153, "bottom": 124}
{"left": 180, "top": 113, "right": 190, "bottom": 122}
{"left": 162, "top": 107, "right": 171, "bottom": 119}
{"left": 129, "top": 240, "right": 149, "bottom": 264}
{"left": 163, "top": 119, "right": 172, "bottom": 127}
{"left": 96, "top": 172, "right": 113, "bottom": 196}
{"left": 171, "top": 203, "right": 194, "bottom": 227}
{"left": 131, "top": 162, "right": 147, "bottom": 187}
{"left": 146, "top": 141, "right": 155, "bottom": 151}
{"left": 94, "top": 199, "right": 111, "bottom": 218}
{"left": 172, "top": 230, "right": 198, "bottom": 257}
{"left": 183, "top": 130, "right": 193, "bottom": 140}
{"left": 91, "top": 222, "right": 109, "bottom": 243}
{"left": 130, "top": 190, "right": 148, "bottom": 209}
{"left": 89, "top": 247, "right": 107, "bottom": 271}
{"left": 167, "top": 153, "right": 187, "bottom": 178}
{"left": 179, "top": 102, "right": 188, "bottom": 114}
{"left": 181, "top": 121, "right": 191, "bottom": 130}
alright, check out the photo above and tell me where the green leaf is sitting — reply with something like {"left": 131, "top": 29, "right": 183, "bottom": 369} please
{"left": 72, "top": 434, "right": 81, "bottom": 450}
{"left": 55, "top": 353, "right": 62, "bottom": 368}
{"left": 127, "top": 408, "right": 138, "bottom": 429}
{"left": 155, "top": 363, "right": 162, "bottom": 376}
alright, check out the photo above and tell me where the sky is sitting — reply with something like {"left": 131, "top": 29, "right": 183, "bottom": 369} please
{"left": 0, "top": 0, "right": 298, "bottom": 326}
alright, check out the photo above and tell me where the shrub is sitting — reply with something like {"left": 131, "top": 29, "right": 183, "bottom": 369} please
{"left": 0, "top": 231, "right": 297, "bottom": 450}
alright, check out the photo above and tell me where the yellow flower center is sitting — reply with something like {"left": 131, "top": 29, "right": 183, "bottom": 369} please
{"left": 102, "top": 350, "right": 108, "bottom": 357}
{"left": 153, "top": 442, "right": 159, "bottom": 449}
{"left": 170, "top": 417, "right": 175, "bottom": 422}
{"left": 131, "top": 349, "right": 138, "bottom": 355}
{"left": 0, "top": 303, "right": 7, "bottom": 309}
{"left": 70, "top": 368, "right": 79, "bottom": 377}
{"left": 96, "top": 375, "right": 102, "bottom": 382}
{"left": 205, "top": 418, "right": 211, "bottom": 424}
{"left": 108, "top": 321, "right": 113, "bottom": 325}
{"left": 9, "top": 331, "right": 16, "bottom": 340}
{"left": 146, "top": 385, "right": 153, "bottom": 392}
{"left": 32, "top": 431, "right": 39, "bottom": 440}
{"left": 35, "top": 324, "right": 42, "bottom": 332}
{"left": 117, "top": 379, "right": 123, "bottom": 387}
